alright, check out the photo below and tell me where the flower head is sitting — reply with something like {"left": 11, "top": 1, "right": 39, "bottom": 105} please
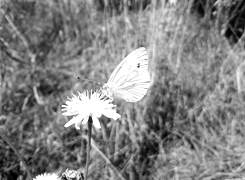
{"left": 62, "top": 90, "right": 121, "bottom": 129}
{"left": 33, "top": 173, "right": 59, "bottom": 180}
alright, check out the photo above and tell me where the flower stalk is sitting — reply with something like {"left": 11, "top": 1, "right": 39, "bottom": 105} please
{"left": 84, "top": 116, "right": 92, "bottom": 180}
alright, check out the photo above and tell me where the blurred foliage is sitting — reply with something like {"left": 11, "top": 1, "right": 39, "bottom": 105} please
{"left": 1, "top": 0, "right": 245, "bottom": 180}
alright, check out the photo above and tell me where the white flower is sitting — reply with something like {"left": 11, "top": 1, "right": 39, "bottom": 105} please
{"left": 62, "top": 90, "right": 121, "bottom": 129}
{"left": 33, "top": 173, "right": 59, "bottom": 180}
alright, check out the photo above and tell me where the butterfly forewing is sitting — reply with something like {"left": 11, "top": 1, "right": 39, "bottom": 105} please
{"left": 108, "top": 47, "right": 148, "bottom": 84}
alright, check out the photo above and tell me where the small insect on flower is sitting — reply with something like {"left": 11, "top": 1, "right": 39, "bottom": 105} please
{"left": 33, "top": 173, "right": 59, "bottom": 180}
{"left": 62, "top": 90, "right": 121, "bottom": 129}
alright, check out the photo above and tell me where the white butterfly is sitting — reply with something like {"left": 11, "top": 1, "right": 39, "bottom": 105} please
{"left": 102, "top": 47, "right": 151, "bottom": 102}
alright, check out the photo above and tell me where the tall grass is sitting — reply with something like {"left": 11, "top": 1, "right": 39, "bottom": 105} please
{"left": 1, "top": 0, "right": 245, "bottom": 179}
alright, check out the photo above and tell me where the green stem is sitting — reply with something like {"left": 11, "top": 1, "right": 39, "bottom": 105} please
{"left": 0, "top": 126, "right": 33, "bottom": 180}
{"left": 85, "top": 116, "right": 92, "bottom": 180}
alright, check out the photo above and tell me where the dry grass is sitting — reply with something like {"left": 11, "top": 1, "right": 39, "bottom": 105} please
{"left": 1, "top": 0, "right": 245, "bottom": 179}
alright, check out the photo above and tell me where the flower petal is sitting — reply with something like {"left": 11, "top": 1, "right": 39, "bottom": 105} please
{"left": 75, "top": 121, "right": 81, "bottom": 129}
{"left": 92, "top": 116, "right": 101, "bottom": 129}
{"left": 64, "top": 114, "right": 86, "bottom": 128}
{"left": 102, "top": 110, "right": 121, "bottom": 120}
{"left": 81, "top": 116, "right": 89, "bottom": 125}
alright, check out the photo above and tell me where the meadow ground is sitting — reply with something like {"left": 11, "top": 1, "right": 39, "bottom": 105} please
{"left": 1, "top": 1, "right": 245, "bottom": 180}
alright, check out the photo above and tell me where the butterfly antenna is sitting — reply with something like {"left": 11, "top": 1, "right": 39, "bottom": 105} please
{"left": 75, "top": 76, "right": 101, "bottom": 86}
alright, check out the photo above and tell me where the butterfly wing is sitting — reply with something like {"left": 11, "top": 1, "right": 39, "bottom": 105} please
{"left": 111, "top": 70, "right": 150, "bottom": 102}
{"left": 107, "top": 47, "right": 148, "bottom": 85}
{"left": 105, "top": 47, "right": 150, "bottom": 102}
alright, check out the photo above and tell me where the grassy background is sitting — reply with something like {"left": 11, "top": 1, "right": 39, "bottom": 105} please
{"left": 1, "top": 0, "right": 245, "bottom": 179}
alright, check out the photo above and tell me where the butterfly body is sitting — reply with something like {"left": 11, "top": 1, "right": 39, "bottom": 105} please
{"left": 102, "top": 47, "right": 151, "bottom": 102}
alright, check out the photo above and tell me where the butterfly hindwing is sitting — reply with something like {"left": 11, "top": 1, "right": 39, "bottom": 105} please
{"left": 105, "top": 47, "right": 150, "bottom": 102}
{"left": 112, "top": 70, "right": 150, "bottom": 102}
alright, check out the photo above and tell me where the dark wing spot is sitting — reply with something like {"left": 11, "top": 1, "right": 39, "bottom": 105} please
{"left": 137, "top": 63, "right": 140, "bottom": 68}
